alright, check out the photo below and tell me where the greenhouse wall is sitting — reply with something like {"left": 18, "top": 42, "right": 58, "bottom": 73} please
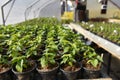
{"left": 38, "top": 0, "right": 61, "bottom": 20}
{"left": 87, "top": 0, "right": 120, "bottom": 18}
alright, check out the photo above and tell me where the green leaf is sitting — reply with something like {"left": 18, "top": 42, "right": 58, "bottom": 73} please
{"left": 40, "top": 57, "right": 47, "bottom": 68}
{"left": 16, "top": 59, "right": 23, "bottom": 72}
{"left": 16, "top": 46, "right": 22, "bottom": 51}
{"left": 88, "top": 52, "right": 96, "bottom": 58}
{"left": 90, "top": 59, "right": 98, "bottom": 67}
{"left": 49, "top": 59, "right": 55, "bottom": 64}
{"left": 70, "top": 58, "right": 76, "bottom": 63}
{"left": 33, "top": 51, "right": 37, "bottom": 55}
{"left": 68, "top": 62, "right": 73, "bottom": 66}
{"left": 72, "top": 49, "right": 76, "bottom": 55}
{"left": 63, "top": 47, "right": 69, "bottom": 53}
{"left": 16, "top": 64, "right": 22, "bottom": 72}
{"left": 0, "top": 54, "right": 1, "bottom": 58}
{"left": 97, "top": 55, "right": 103, "bottom": 62}
{"left": 7, "top": 40, "right": 12, "bottom": 45}
{"left": 12, "top": 57, "right": 19, "bottom": 64}
{"left": 61, "top": 57, "right": 68, "bottom": 64}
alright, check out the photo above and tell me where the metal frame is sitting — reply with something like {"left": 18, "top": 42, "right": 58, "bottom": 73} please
{"left": 33, "top": 0, "right": 51, "bottom": 18}
{"left": 32, "top": 0, "right": 57, "bottom": 18}
{"left": 70, "top": 23, "right": 120, "bottom": 75}
{"left": 38, "top": 0, "right": 55, "bottom": 17}
{"left": 1, "top": 0, "right": 16, "bottom": 26}
{"left": 109, "top": 0, "right": 120, "bottom": 9}
{"left": 70, "top": 23, "right": 120, "bottom": 59}
{"left": 107, "top": 53, "right": 112, "bottom": 75}
{"left": 24, "top": 0, "right": 41, "bottom": 21}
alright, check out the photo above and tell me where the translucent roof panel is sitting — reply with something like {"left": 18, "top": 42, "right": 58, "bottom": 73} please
{"left": 110, "top": 0, "right": 120, "bottom": 9}
{"left": 0, "top": 0, "right": 34, "bottom": 25}
{"left": 0, "top": 0, "right": 120, "bottom": 25}
{"left": 0, "top": 0, "right": 61, "bottom": 25}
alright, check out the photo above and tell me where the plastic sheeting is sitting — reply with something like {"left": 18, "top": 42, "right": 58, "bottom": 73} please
{"left": 110, "top": 0, "right": 120, "bottom": 9}
{"left": 0, "top": 0, "right": 61, "bottom": 25}
{"left": 0, "top": 0, "right": 120, "bottom": 25}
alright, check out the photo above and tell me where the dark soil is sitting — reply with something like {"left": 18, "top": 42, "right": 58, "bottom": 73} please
{"left": 0, "top": 64, "right": 10, "bottom": 73}
{"left": 84, "top": 63, "right": 101, "bottom": 70}
{"left": 38, "top": 63, "right": 58, "bottom": 72}
{"left": 82, "top": 60, "right": 101, "bottom": 71}
{"left": 62, "top": 63, "right": 80, "bottom": 72}
{"left": 22, "top": 61, "right": 35, "bottom": 72}
{"left": 90, "top": 18, "right": 108, "bottom": 22}
{"left": 13, "top": 61, "right": 35, "bottom": 72}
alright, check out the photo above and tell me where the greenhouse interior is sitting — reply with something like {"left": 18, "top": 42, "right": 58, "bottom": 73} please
{"left": 0, "top": 0, "right": 120, "bottom": 80}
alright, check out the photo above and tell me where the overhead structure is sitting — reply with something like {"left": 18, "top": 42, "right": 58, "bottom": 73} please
{"left": 38, "top": 0, "right": 61, "bottom": 20}
{"left": 24, "top": 0, "right": 61, "bottom": 21}
{"left": 1, "top": 0, "right": 16, "bottom": 26}
{"left": 24, "top": 0, "right": 41, "bottom": 20}
{"left": 1, "top": 0, "right": 120, "bottom": 25}
{"left": 0, "top": 0, "right": 61, "bottom": 25}
{"left": 109, "top": 0, "right": 120, "bottom": 9}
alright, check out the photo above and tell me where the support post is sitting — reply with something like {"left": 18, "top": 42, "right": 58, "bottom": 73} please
{"left": 1, "top": 6, "right": 5, "bottom": 26}
{"left": 107, "top": 53, "right": 112, "bottom": 75}
{"left": 65, "top": 0, "right": 68, "bottom": 11}
{"left": 1, "top": 0, "right": 12, "bottom": 26}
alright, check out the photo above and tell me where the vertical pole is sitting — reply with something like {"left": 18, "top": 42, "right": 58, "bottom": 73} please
{"left": 1, "top": 7, "right": 5, "bottom": 26}
{"left": 65, "top": 0, "right": 67, "bottom": 11}
{"left": 24, "top": 9, "right": 28, "bottom": 21}
{"left": 33, "top": 11, "right": 36, "bottom": 18}
{"left": 107, "top": 53, "right": 111, "bottom": 75}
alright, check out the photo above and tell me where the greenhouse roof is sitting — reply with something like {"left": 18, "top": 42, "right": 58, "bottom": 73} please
{"left": 0, "top": 0, "right": 120, "bottom": 25}
{"left": 110, "top": 0, "right": 120, "bottom": 9}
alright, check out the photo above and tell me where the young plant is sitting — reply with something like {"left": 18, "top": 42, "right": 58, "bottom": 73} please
{"left": 0, "top": 54, "right": 11, "bottom": 72}
{"left": 11, "top": 55, "right": 33, "bottom": 72}
{"left": 60, "top": 53, "right": 76, "bottom": 67}
{"left": 83, "top": 46, "right": 103, "bottom": 68}
{"left": 39, "top": 53, "right": 56, "bottom": 70}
